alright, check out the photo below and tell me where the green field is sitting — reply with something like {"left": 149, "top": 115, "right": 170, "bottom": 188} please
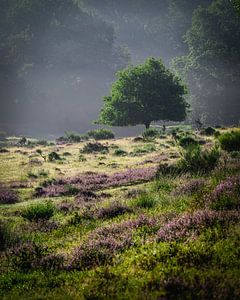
{"left": 0, "top": 127, "right": 240, "bottom": 299}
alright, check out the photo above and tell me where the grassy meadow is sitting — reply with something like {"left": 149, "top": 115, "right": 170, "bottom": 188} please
{"left": 0, "top": 126, "right": 240, "bottom": 299}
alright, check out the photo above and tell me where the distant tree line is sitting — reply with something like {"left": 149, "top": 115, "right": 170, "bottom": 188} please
{"left": 0, "top": 0, "right": 239, "bottom": 133}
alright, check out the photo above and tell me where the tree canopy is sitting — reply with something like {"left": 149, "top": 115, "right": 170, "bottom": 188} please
{"left": 173, "top": 0, "right": 240, "bottom": 124}
{"left": 97, "top": 58, "right": 188, "bottom": 129}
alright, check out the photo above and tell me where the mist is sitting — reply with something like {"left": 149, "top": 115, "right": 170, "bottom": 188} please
{"left": 0, "top": 0, "right": 239, "bottom": 138}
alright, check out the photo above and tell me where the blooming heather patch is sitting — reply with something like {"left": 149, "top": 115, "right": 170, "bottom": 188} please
{"left": 156, "top": 210, "right": 240, "bottom": 242}
{"left": 68, "top": 214, "right": 162, "bottom": 270}
{"left": 27, "top": 220, "right": 59, "bottom": 233}
{"left": 35, "top": 167, "right": 157, "bottom": 197}
{"left": 207, "top": 176, "right": 240, "bottom": 210}
{"left": 172, "top": 178, "right": 206, "bottom": 196}
{"left": 5, "top": 242, "right": 48, "bottom": 271}
{"left": 37, "top": 253, "right": 66, "bottom": 271}
{"left": 0, "top": 185, "right": 19, "bottom": 204}
{"left": 95, "top": 202, "right": 133, "bottom": 219}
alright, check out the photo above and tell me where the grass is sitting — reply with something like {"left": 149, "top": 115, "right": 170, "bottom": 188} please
{"left": 0, "top": 126, "right": 239, "bottom": 299}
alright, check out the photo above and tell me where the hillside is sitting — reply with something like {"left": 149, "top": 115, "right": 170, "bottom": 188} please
{"left": 0, "top": 127, "right": 240, "bottom": 299}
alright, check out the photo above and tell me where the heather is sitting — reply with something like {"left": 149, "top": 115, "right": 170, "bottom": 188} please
{"left": 35, "top": 166, "right": 157, "bottom": 197}
{"left": 0, "top": 185, "right": 19, "bottom": 204}
{"left": 0, "top": 127, "right": 240, "bottom": 299}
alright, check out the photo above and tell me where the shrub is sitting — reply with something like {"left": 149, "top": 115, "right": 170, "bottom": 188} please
{"left": 0, "top": 185, "right": 19, "bottom": 204}
{"left": 142, "top": 128, "right": 159, "bottom": 139}
{"left": 179, "top": 136, "right": 198, "bottom": 148}
{"left": 172, "top": 179, "right": 206, "bottom": 196}
{"left": 96, "top": 202, "right": 132, "bottom": 219}
{"left": 0, "top": 221, "right": 20, "bottom": 251}
{"left": 177, "top": 144, "right": 220, "bottom": 174}
{"left": 133, "top": 144, "right": 156, "bottom": 155}
{"left": 48, "top": 151, "right": 61, "bottom": 161}
{"left": 65, "top": 131, "right": 82, "bottom": 143}
{"left": 38, "top": 253, "right": 65, "bottom": 271}
{"left": 80, "top": 142, "right": 109, "bottom": 154}
{"left": 79, "top": 154, "right": 87, "bottom": 162}
{"left": 114, "top": 148, "right": 127, "bottom": 156}
{"left": 230, "top": 151, "right": 240, "bottom": 158}
{"left": 62, "top": 152, "right": 71, "bottom": 156}
{"left": 88, "top": 128, "right": 115, "bottom": 140}
{"left": 207, "top": 176, "right": 240, "bottom": 210}
{"left": 218, "top": 131, "right": 240, "bottom": 152}
{"left": 0, "top": 148, "right": 9, "bottom": 153}
{"left": 27, "top": 171, "right": 38, "bottom": 179}
{"left": 6, "top": 242, "right": 48, "bottom": 271}
{"left": 156, "top": 210, "right": 240, "bottom": 242}
{"left": 22, "top": 201, "right": 55, "bottom": 222}
{"left": 18, "top": 137, "right": 27, "bottom": 146}
{"left": 133, "top": 193, "right": 157, "bottom": 208}
{"left": 201, "top": 126, "right": 216, "bottom": 136}
{"left": 64, "top": 185, "right": 80, "bottom": 195}
{"left": 36, "top": 149, "right": 47, "bottom": 161}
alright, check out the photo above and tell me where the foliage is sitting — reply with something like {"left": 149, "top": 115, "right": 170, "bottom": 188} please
{"left": 80, "top": 142, "right": 109, "bottom": 154}
{"left": 0, "top": 0, "right": 129, "bottom": 131}
{"left": 114, "top": 148, "right": 127, "bottom": 156}
{"left": 48, "top": 152, "right": 61, "bottom": 161}
{"left": 218, "top": 130, "right": 240, "bottom": 152}
{"left": 97, "top": 57, "right": 188, "bottom": 129}
{"left": 88, "top": 129, "right": 115, "bottom": 140}
{"left": 156, "top": 210, "right": 239, "bottom": 242}
{"left": 142, "top": 128, "right": 159, "bottom": 139}
{"left": 0, "top": 185, "right": 19, "bottom": 204}
{"left": 35, "top": 167, "right": 157, "bottom": 197}
{"left": 207, "top": 175, "right": 240, "bottom": 210}
{"left": 22, "top": 201, "right": 55, "bottom": 222}
{"left": 0, "top": 221, "right": 20, "bottom": 251}
{"left": 6, "top": 242, "right": 48, "bottom": 271}
{"left": 133, "top": 193, "right": 157, "bottom": 209}
{"left": 177, "top": 144, "right": 220, "bottom": 174}
{"left": 18, "top": 137, "right": 27, "bottom": 146}
{"left": 203, "top": 127, "right": 216, "bottom": 136}
{"left": 133, "top": 144, "right": 156, "bottom": 155}
{"left": 179, "top": 136, "right": 198, "bottom": 148}
{"left": 173, "top": 0, "right": 240, "bottom": 125}
{"left": 96, "top": 202, "right": 132, "bottom": 219}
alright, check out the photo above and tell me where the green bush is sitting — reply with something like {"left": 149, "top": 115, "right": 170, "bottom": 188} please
{"left": 0, "top": 221, "right": 19, "bottom": 251}
{"left": 133, "top": 144, "right": 156, "bottom": 155}
{"left": 48, "top": 152, "right": 61, "bottom": 161}
{"left": 81, "top": 142, "right": 109, "bottom": 154}
{"left": 18, "top": 137, "right": 27, "bottom": 146}
{"left": 22, "top": 201, "right": 55, "bottom": 222}
{"left": 218, "top": 131, "right": 240, "bottom": 152}
{"left": 142, "top": 128, "right": 159, "bottom": 139}
{"left": 114, "top": 148, "right": 127, "bottom": 156}
{"left": 179, "top": 136, "right": 198, "bottom": 148}
{"left": 88, "top": 129, "right": 115, "bottom": 140}
{"left": 178, "top": 144, "right": 220, "bottom": 174}
{"left": 65, "top": 131, "right": 82, "bottom": 143}
{"left": 202, "top": 127, "right": 216, "bottom": 136}
{"left": 133, "top": 193, "right": 157, "bottom": 208}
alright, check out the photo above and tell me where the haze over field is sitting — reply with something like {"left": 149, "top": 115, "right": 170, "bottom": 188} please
{"left": 1, "top": 0, "right": 239, "bottom": 137}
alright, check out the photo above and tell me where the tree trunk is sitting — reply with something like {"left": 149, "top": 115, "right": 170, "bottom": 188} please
{"left": 145, "top": 121, "right": 151, "bottom": 129}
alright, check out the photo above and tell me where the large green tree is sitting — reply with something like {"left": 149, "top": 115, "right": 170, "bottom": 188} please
{"left": 173, "top": 0, "right": 240, "bottom": 125}
{"left": 97, "top": 57, "right": 188, "bottom": 129}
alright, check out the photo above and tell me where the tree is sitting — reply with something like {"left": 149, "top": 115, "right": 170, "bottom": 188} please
{"left": 173, "top": 0, "right": 240, "bottom": 125}
{"left": 0, "top": 0, "right": 129, "bottom": 134}
{"left": 231, "top": 0, "right": 240, "bottom": 14}
{"left": 97, "top": 57, "right": 188, "bottom": 129}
